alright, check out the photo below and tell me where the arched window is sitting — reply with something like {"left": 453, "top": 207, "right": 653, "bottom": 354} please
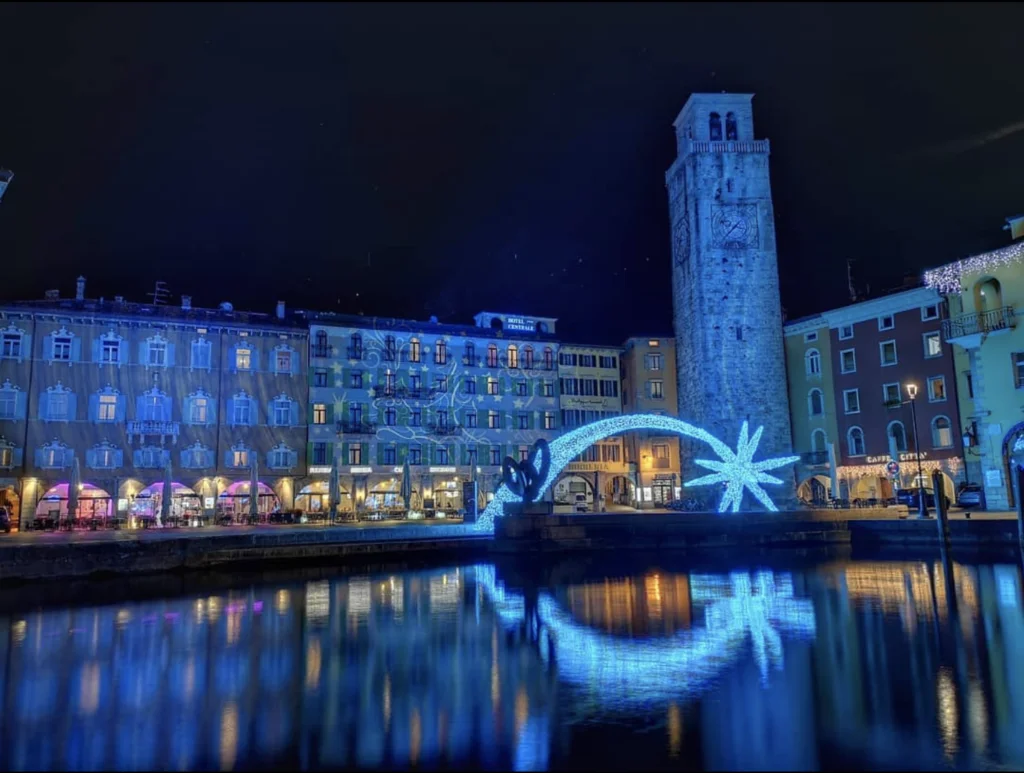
{"left": 810, "top": 428, "right": 827, "bottom": 453}
{"left": 887, "top": 420, "right": 908, "bottom": 453}
{"left": 932, "top": 416, "right": 953, "bottom": 448}
{"left": 808, "top": 388, "right": 824, "bottom": 417}
{"left": 725, "top": 112, "right": 738, "bottom": 141}
{"left": 349, "top": 333, "right": 363, "bottom": 360}
{"left": 523, "top": 346, "right": 535, "bottom": 369}
{"left": 487, "top": 344, "right": 499, "bottom": 368}
{"left": 507, "top": 345, "right": 519, "bottom": 369}
{"left": 974, "top": 277, "right": 1002, "bottom": 314}
{"left": 805, "top": 349, "right": 821, "bottom": 376}
{"left": 435, "top": 339, "right": 447, "bottom": 365}
{"left": 847, "top": 426, "right": 865, "bottom": 457}
{"left": 463, "top": 342, "right": 476, "bottom": 365}
{"left": 409, "top": 337, "right": 421, "bottom": 364}
{"left": 543, "top": 347, "right": 554, "bottom": 370}
{"left": 709, "top": 112, "right": 723, "bottom": 141}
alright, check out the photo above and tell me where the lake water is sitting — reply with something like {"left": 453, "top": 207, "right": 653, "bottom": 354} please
{"left": 0, "top": 553, "right": 1022, "bottom": 771}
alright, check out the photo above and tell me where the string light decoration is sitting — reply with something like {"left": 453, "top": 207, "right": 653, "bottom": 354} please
{"left": 924, "top": 240, "right": 1024, "bottom": 294}
{"left": 477, "top": 415, "right": 799, "bottom": 530}
{"left": 471, "top": 565, "right": 816, "bottom": 703}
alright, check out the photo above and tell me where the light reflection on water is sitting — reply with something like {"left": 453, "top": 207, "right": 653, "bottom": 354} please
{"left": 0, "top": 558, "right": 1020, "bottom": 770}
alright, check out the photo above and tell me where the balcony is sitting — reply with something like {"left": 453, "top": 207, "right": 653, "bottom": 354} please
{"left": 127, "top": 420, "right": 180, "bottom": 445}
{"left": 337, "top": 421, "right": 377, "bottom": 435}
{"left": 685, "top": 139, "right": 770, "bottom": 155}
{"left": 310, "top": 344, "right": 333, "bottom": 359}
{"left": 801, "top": 450, "right": 829, "bottom": 466}
{"left": 428, "top": 423, "right": 461, "bottom": 436}
{"left": 942, "top": 306, "right": 1016, "bottom": 348}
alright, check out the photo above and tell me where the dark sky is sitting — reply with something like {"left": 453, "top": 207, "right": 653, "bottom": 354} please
{"left": 1, "top": 3, "right": 1022, "bottom": 343}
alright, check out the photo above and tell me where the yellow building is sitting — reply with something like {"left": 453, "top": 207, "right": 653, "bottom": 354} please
{"left": 620, "top": 337, "right": 683, "bottom": 507}
{"left": 782, "top": 315, "right": 840, "bottom": 505}
{"left": 925, "top": 225, "right": 1024, "bottom": 509}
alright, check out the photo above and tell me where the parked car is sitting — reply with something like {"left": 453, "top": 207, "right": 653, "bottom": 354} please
{"left": 0, "top": 506, "right": 11, "bottom": 533}
{"left": 895, "top": 487, "right": 951, "bottom": 511}
{"left": 956, "top": 483, "right": 986, "bottom": 509}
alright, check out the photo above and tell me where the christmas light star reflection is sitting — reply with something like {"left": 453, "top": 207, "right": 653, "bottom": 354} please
{"left": 685, "top": 421, "right": 800, "bottom": 513}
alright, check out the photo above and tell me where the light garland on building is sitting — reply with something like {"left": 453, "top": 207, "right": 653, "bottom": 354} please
{"left": 924, "top": 240, "right": 1024, "bottom": 294}
{"left": 477, "top": 415, "right": 799, "bottom": 530}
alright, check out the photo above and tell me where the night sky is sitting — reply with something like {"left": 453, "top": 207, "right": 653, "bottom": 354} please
{"left": 1, "top": 3, "right": 1022, "bottom": 344}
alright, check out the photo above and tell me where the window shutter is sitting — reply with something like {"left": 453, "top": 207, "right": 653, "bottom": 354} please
{"left": 166, "top": 342, "right": 176, "bottom": 367}
{"left": 251, "top": 349, "right": 260, "bottom": 372}
{"left": 289, "top": 402, "right": 299, "bottom": 427}
{"left": 71, "top": 338, "right": 82, "bottom": 363}
{"left": 340, "top": 442, "right": 348, "bottom": 461}
{"left": 327, "top": 403, "right": 335, "bottom": 424}
{"left": 64, "top": 448, "right": 75, "bottom": 467}
{"left": 248, "top": 398, "right": 258, "bottom": 426}
{"left": 88, "top": 393, "right": 99, "bottom": 422}
{"left": 14, "top": 391, "right": 27, "bottom": 420}
{"left": 86, "top": 448, "right": 96, "bottom": 468}
{"left": 91, "top": 339, "right": 101, "bottom": 363}
{"left": 291, "top": 350, "right": 300, "bottom": 376}
{"left": 12, "top": 448, "right": 23, "bottom": 467}
{"left": 224, "top": 449, "right": 233, "bottom": 467}
{"left": 34, "top": 448, "right": 45, "bottom": 468}
{"left": 38, "top": 392, "right": 49, "bottom": 421}
{"left": 360, "top": 442, "right": 368, "bottom": 460}
{"left": 135, "top": 395, "right": 146, "bottom": 419}
{"left": 114, "top": 449, "right": 124, "bottom": 468}
{"left": 226, "top": 397, "right": 236, "bottom": 426}
{"left": 115, "top": 395, "right": 127, "bottom": 423}
{"left": 138, "top": 341, "right": 149, "bottom": 365}
{"left": 377, "top": 444, "right": 384, "bottom": 465}
{"left": 161, "top": 394, "right": 172, "bottom": 421}
{"left": 42, "top": 336, "right": 53, "bottom": 362}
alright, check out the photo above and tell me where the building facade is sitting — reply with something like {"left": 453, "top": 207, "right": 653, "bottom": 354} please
{"left": 926, "top": 229, "right": 1024, "bottom": 510}
{"left": 305, "top": 311, "right": 560, "bottom": 515}
{"left": 553, "top": 343, "right": 629, "bottom": 509}
{"left": 620, "top": 337, "right": 683, "bottom": 506}
{"left": 0, "top": 282, "right": 308, "bottom": 530}
{"left": 666, "top": 92, "right": 794, "bottom": 502}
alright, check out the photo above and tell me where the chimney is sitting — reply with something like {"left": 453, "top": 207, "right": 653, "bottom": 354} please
{"left": 276, "top": 301, "right": 285, "bottom": 320}
{"left": 181, "top": 295, "right": 192, "bottom": 310}
{"left": 75, "top": 276, "right": 86, "bottom": 301}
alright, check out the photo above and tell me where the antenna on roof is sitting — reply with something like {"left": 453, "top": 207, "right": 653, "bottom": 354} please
{"left": 147, "top": 281, "right": 171, "bottom": 306}
{"left": 846, "top": 259, "right": 858, "bottom": 303}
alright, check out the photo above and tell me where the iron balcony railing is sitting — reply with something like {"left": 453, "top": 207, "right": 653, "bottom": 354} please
{"left": 337, "top": 421, "right": 377, "bottom": 435}
{"left": 942, "top": 306, "right": 1015, "bottom": 341}
{"left": 126, "top": 420, "right": 180, "bottom": 442}
{"left": 801, "top": 451, "right": 829, "bottom": 466}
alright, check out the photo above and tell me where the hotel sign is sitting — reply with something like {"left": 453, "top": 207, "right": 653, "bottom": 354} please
{"left": 504, "top": 316, "right": 536, "bottom": 333}
{"left": 865, "top": 452, "right": 929, "bottom": 464}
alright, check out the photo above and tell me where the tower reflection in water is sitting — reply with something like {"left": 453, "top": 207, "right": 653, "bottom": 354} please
{"left": 0, "top": 558, "right": 1020, "bottom": 771}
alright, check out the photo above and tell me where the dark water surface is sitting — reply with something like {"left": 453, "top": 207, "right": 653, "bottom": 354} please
{"left": 0, "top": 552, "right": 1022, "bottom": 771}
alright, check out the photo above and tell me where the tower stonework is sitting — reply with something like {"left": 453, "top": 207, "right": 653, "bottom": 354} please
{"left": 665, "top": 93, "right": 795, "bottom": 504}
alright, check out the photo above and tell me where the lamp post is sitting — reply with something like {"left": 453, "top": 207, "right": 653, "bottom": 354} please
{"left": 905, "top": 383, "right": 929, "bottom": 519}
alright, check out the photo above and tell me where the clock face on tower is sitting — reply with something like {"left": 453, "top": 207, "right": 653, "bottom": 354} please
{"left": 711, "top": 204, "right": 759, "bottom": 249}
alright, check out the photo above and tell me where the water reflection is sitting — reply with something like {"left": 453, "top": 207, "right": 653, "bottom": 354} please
{"left": 0, "top": 557, "right": 1021, "bottom": 770}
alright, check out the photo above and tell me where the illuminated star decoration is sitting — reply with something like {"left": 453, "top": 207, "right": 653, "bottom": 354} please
{"left": 685, "top": 421, "right": 800, "bottom": 513}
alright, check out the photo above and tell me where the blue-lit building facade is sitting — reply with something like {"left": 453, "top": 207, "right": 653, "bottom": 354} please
{"left": 0, "top": 282, "right": 308, "bottom": 529}
{"left": 304, "top": 311, "right": 561, "bottom": 514}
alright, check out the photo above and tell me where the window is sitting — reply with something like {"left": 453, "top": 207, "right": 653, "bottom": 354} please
{"left": 488, "top": 411, "right": 501, "bottom": 429}
{"left": 383, "top": 446, "right": 397, "bottom": 465}
{"left": 803, "top": 331, "right": 818, "bottom": 343}
{"left": 466, "top": 411, "right": 477, "bottom": 428}
{"left": 191, "top": 338, "right": 212, "bottom": 369}
{"left": 101, "top": 338, "right": 121, "bottom": 364}
{"left": 888, "top": 421, "right": 908, "bottom": 453}
{"left": 0, "top": 446, "right": 14, "bottom": 468}
{"left": 578, "top": 354, "right": 595, "bottom": 368}
{"left": 313, "top": 403, "right": 326, "bottom": 424}
{"left": 652, "top": 444, "right": 669, "bottom": 464}
{"left": 490, "top": 447, "right": 501, "bottom": 466}
{"left": 847, "top": 426, "right": 865, "bottom": 456}
{"left": 878, "top": 315, "right": 895, "bottom": 331}
{"left": 922, "top": 304, "right": 939, "bottom": 321}
{"left": 600, "top": 380, "right": 618, "bottom": 397}
{"left": 384, "top": 407, "right": 396, "bottom": 426}
{"left": 275, "top": 349, "right": 293, "bottom": 374}
{"left": 348, "top": 445, "right": 362, "bottom": 465}
{"left": 49, "top": 392, "right": 69, "bottom": 421}
{"left": 487, "top": 344, "right": 498, "bottom": 368}
{"left": 725, "top": 111, "right": 738, "bottom": 141}
{"left": 932, "top": 416, "right": 953, "bottom": 448}
{"left": 709, "top": 112, "right": 722, "bottom": 141}
{"left": 879, "top": 340, "right": 897, "bottom": 367}
{"left": 0, "top": 382, "right": 20, "bottom": 419}
{"left": 139, "top": 447, "right": 166, "bottom": 469}
{"left": 928, "top": 376, "right": 946, "bottom": 402}
{"left": 644, "top": 353, "right": 663, "bottom": 371}
{"left": 435, "top": 376, "right": 448, "bottom": 393}
{"left": 965, "top": 372, "right": 973, "bottom": 399}
{"left": 139, "top": 389, "right": 168, "bottom": 421}
{"left": 467, "top": 447, "right": 478, "bottom": 466}
{"left": 1014, "top": 353, "right": 1024, "bottom": 389}
{"left": 544, "top": 411, "right": 555, "bottom": 430}
{"left": 436, "top": 446, "right": 449, "bottom": 465}
{"left": 838, "top": 325, "right": 854, "bottom": 341}
{"left": 435, "top": 340, "right": 447, "bottom": 365}
{"left": 543, "top": 347, "right": 554, "bottom": 370}
{"left": 314, "top": 369, "right": 328, "bottom": 387}
{"left": 464, "top": 379, "right": 477, "bottom": 395}
{"left": 1, "top": 331, "right": 22, "bottom": 359}
{"left": 350, "top": 371, "right": 363, "bottom": 389}
{"left": 507, "top": 345, "right": 519, "bottom": 369}
{"left": 810, "top": 428, "right": 827, "bottom": 453}
{"left": 384, "top": 335, "right": 397, "bottom": 362}
{"left": 311, "top": 442, "right": 328, "bottom": 466}
{"left": 232, "top": 448, "right": 250, "bottom": 468}
{"left": 560, "top": 378, "right": 578, "bottom": 396}
{"left": 923, "top": 332, "right": 942, "bottom": 359}
{"left": 40, "top": 442, "right": 68, "bottom": 469}
{"left": 524, "top": 347, "right": 535, "bottom": 369}
{"left": 487, "top": 378, "right": 499, "bottom": 395}
{"left": 542, "top": 381, "right": 554, "bottom": 397}
{"left": 273, "top": 398, "right": 292, "bottom": 426}
{"left": 517, "top": 381, "right": 528, "bottom": 396}
{"left": 349, "top": 333, "right": 363, "bottom": 360}
{"left": 805, "top": 349, "right": 821, "bottom": 376}
{"left": 235, "top": 347, "right": 252, "bottom": 370}
{"left": 233, "top": 396, "right": 252, "bottom": 425}
{"left": 147, "top": 339, "right": 167, "bottom": 367}
{"left": 518, "top": 446, "right": 530, "bottom": 463}
{"left": 52, "top": 336, "right": 72, "bottom": 361}
{"left": 840, "top": 349, "right": 856, "bottom": 373}
{"left": 411, "top": 408, "right": 421, "bottom": 426}
{"left": 384, "top": 372, "right": 396, "bottom": 396}
{"left": 98, "top": 394, "right": 117, "bottom": 421}
{"left": 647, "top": 379, "right": 664, "bottom": 399}
{"left": 409, "top": 338, "right": 420, "bottom": 363}
{"left": 599, "top": 355, "right": 617, "bottom": 369}
{"left": 409, "top": 446, "right": 422, "bottom": 465}
{"left": 349, "top": 403, "right": 362, "bottom": 425}
{"left": 269, "top": 445, "right": 292, "bottom": 469}
{"left": 190, "top": 395, "right": 209, "bottom": 424}
{"left": 463, "top": 341, "right": 475, "bottom": 365}
{"left": 808, "top": 388, "right": 824, "bottom": 417}
{"left": 517, "top": 413, "right": 529, "bottom": 430}
{"left": 843, "top": 388, "right": 860, "bottom": 414}
{"left": 882, "top": 383, "right": 901, "bottom": 406}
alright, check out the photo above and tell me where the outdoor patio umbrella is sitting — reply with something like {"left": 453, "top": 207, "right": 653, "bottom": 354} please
{"left": 159, "top": 458, "right": 173, "bottom": 527}
{"left": 328, "top": 454, "right": 340, "bottom": 522}
{"left": 400, "top": 459, "right": 412, "bottom": 513}
{"left": 249, "top": 456, "right": 260, "bottom": 523}
{"left": 67, "top": 455, "right": 81, "bottom": 527}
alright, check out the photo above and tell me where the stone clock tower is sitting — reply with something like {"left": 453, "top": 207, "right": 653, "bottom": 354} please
{"left": 666, "top": 93, "right": 795, "bottom": 503}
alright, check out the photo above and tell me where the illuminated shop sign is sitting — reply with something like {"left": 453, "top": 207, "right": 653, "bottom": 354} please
{"left": 349, "top": 466, "right": 373, "bottom": 474}
{"left": 429, "top": 466, "right": 457, "bottom": 474}
{"left": 865, "top": 452, "right": 929, "bottom": 464}
{"left": 308, "top": 466, "right": 332, "bottom": 474}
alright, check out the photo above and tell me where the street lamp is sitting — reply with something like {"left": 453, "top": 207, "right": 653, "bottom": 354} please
{"left": 904, "top": 382, "right": 929, "bottom": 519}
